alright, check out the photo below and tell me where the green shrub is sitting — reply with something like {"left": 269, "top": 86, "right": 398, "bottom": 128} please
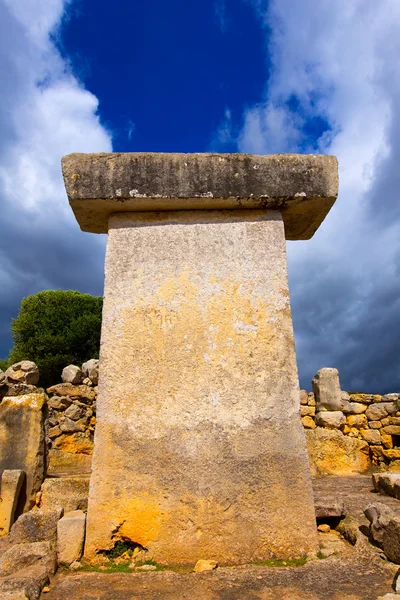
{"left": 0, "top": 359, "right": 8, "bottom": 372}
{"left": 8, "top": 290, "right": 103, "bottom": 387}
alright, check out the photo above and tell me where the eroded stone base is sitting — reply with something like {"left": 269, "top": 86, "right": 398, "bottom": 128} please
{"left": 85, "top": 210, "right": 317, "bottom": 564}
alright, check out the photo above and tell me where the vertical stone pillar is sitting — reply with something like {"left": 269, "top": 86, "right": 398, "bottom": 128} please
{"left": 62, "top": 153, "right": 338, "bottom": 565}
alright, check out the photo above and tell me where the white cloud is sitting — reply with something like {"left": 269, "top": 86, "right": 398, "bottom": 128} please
{"left": 237, "top": 0, "right": 400, "bottom": 391}
{"left": 0, "top": 0, "right": 112, "bottom": 356}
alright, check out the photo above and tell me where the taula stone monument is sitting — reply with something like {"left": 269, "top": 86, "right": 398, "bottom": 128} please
{"left": 62, "top": 152, "right": 338, "bottom": 565}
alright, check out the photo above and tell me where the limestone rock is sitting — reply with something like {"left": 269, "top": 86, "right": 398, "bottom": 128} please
{"left": 341, "top": 402, "right": 367, "bottom": 415}
{"left": 0, "top": 541, "right": 56, "bottom": 577}
{"left": 62, "top": 365, "right": 84, "bottom": 385}
{"left": 383, "top": 402, "right": 398, "bottom": 415}
{"left": 382, "top": 426, "right": 400, "bottom": 436}
{"left": 360, "top": 429, "right": 381, "bottom": 445}
{"left": 193, "top": 559, "right": 218, "bottom": 572}
{"left": 0, "top": 564, "right": 50, "bottom": 599}
{"left": 366, "top": 403, "right": 389, "bottom": 421}
{"left": 301, "top": 416, "right": 316, "bottom": 429}
{"left": 59, "top": 417, "right": 84, "bottom": 434}
{"left": 0, "top": 470, "right": 25, "bottom": 536}
{"left": 4, "top": 383, "right": 40, "bottom": 397}
{"left": 300, "top": 405, "right": 315, "bottom": 417}
{"left": 306, "top": 428, "right": 370, "bottom": 476}
{"left": 47, "top": 396, "right": 72, "bottom": 410}
{"left": 46, "top": 383, "right": 95, "bottom": 403}
{"left": 336, "top": 515, "right": 361, "bottom": 546}
{"left": 383, "top": 518, "right": 400, "bottom": 564}
{"left": 376, "top": 474, "right": 400, "bottom": 500}
{"left": 0, "top": 393, "right": 46, "bottom": 511}
{"left": 82, "top": 359, "right": 99, "bottom": 385}
{"left": 40, "top": 477, "right": 90, "bottom": 513}
{"left": 346, "top": 414, "right": 368, "bottom": 429}
{"left": 53, "top": 432, "right": 93, "bottom": 454}
{"left": 5, "top": 361, "right": 39, "bottom": 386}
{"left": 364, "top": 503, "right": 396, "bottom": 546}
{"left": 64, "top": 404, "right": 84, "bottom": 421}
{"left": 317, "top": 524, "right": 330, "bottom": 533}
{"left": 47, "top": 449, "right": 92, "bottom": 477}
{"left": 314, "top": 497, "right": 345, "bottom": 519}
{"left": 312, "top": 368, "right": 342, "bottom": 412}
{"left": 57, "top": 510, "right": 86, "bottom": 565}
{"left": 315, "top": 411, "right": 345, "bottom": 429}
{"left": 10, "top": 506, "right": 63, "bottom": 544}
{"left": 369, "top": 421, "right": 383, "bottom": 429}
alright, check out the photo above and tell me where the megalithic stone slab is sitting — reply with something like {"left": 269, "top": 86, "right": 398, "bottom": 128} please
{"left": 0, "top": 470, "right": 25, "bottom": 536}
{"left": 0, "top": 393, "right": 46, "bottom": 513}
{"left": 62, "top": 152, "right": 338, "bottom": 565}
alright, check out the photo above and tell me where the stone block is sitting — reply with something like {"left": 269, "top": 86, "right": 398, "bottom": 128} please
{"left": 0, "top": 541, "right": 56, "bottom": 577}
{"left": 47, "top": 450, "right": 92, "bottom": 477}
{"left": 300, "top": 405, "right": 315, "bottom": 417}
{"left": 314, "top": 497, "right": 346, "bottom": 519}
{"left": 312, "top": 368, "right": 342, "bottom": 412}
{"left": 10, "top": 506, "right": 63, "bottom": 543}
{"left": 384, "top": 449, "right": 400, "bottom": 461}
{"left": 300, "top": 390, "right": 308, "bottom": 405}
{"left": 315, "top": 411, "right": 345, "bottom": 429}
{"left": 40, "top": 477, "right": 90, "bottom": 513}
{"left": 62, "top": 152, "right": 338, "bottom": 240}
{"left": 364, "top": 503, "right": 396, "bottom": 546}
{"left": 360, "top": 429, "right": 381, "bottom": 445}
{"left": 382, "top": 426, "right": 400, "bottom": 436}
{"left": 306, "top": 428, "right": 370, "bottom": 476}
{"left": 346, "top": 414, "right": 368, "bottom": 429}
{"left": 0, "top": 393, "right": 46, "bottom": 512}
{"left": 0, "top": 470, "right": 25, "bottom": 536}
{"left": 341, "top": 402, "right": 367, "bottom": 415}
{"left": 0, "top": 564, "right": 50, "bottom": 600}
{"left": 46, "top": 383, "right": 95, "bottom": 403}
{"left": 57, "top": 510, "right": 86, "bottom": 565}
{"left": 366, "top": 403, "right": 389, "bottom": 421}
{"left": 369, "top": 421, "right": 382, "bottom": 429}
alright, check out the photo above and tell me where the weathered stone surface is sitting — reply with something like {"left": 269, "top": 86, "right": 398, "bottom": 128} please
{"left": 306, "top": 428, "right": 370, "bottom": 476}
{"left": 82, "top": 359, "right": 99, "bottom": 385}
{"left": 315, "top": 411, "right": 345, "bottom": 429}
{"left": 5, "top": 362, "right": 39, "bottom": 386}
{"left": 301, "top": 416, "right": 316, "bottom": 429}
{"left": 349, "top": 393, "right": 382, "bottom": 405}
{"left": 47, "top": 450, "right": 92, "bottom": 477}
{"left": 346, "top": 414, "right": 368, "bottom": 429}
{"left": 382, "top": 426, "right": 400, "bottom": 436}
{"left": 300, "top": 405, "right": 315, "bottom": 417}
{"left": 0, "top": 393, "right": 46, "bottom": 512}
{"left": 57, "top": 510, "right": 86, "bottom": 565}
{"left": 360, "top": 429, "right": 381, "bottom": 444}
{"left": 383, "top": 518, "right": 400, "bottom": 564}
{"left": 10, "top": 507, "right": 63, "bottom": 544}
{"left": 369, "top": 421, "right": 383, "bottom": 429}
{"left": 84, "top": 210, "right": 318, "bottom": 564}
{"left": 299, "top": 390, "right": 308, "bottom": 405}
{"left": 0, "top": 564, "right": 50, "bottom": 600}
{"left": 307, "top": 392, "right": 316, "bottom": 406}
{"left": 61, "top": 365, "right": 84, "bottom": 385}
{"left": 47, "top": 396, "right": 72, "bottom": 410}
{"left": 376, "top": 474, "right": 400, "bottom": 500}
{"left": 46, "top": 384, "right": 95, "bottom": 403}
{"left": 312, "top": 368, "right": 342, "bottom": 412}
{"left": 53, "top": 433, "right": 93, "bottom": 454}
{"left": 0, "top": 470, "right": 25, "bottom": 536}
{"left": 341, "top": 401, "right": 367, "bottom": 414}
{"left": 64, "top": 405, "right": 84, "bottom": 421}
{"left": 4, "top": 383, "right": 39, "bottom": 397}
{"left": 314, "top": 497, "right": 345, "bottom": 519}
{"left": 59, "top": 417, "right": 84, "bottom": 434}
{"left": 0, "top": 541, "right": 56, "bottom": 577}
{"left": 366, "top": 404, "right": 389, "bottom": 421}
{"left": 364, "top": 503, "right": 396, "bottom": 546}
{"left": 40, "top": 477, "right": 90, "bottom": 513}
{"left": 62, "top": 153, "right": 338, "bottom": 240}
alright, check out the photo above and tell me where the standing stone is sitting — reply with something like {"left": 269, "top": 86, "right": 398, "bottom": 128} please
{"left": 0, "top": 470, "right": 25, "bottom": 536}
{"left": 62, "top": 152, "right": 338, "bottom": 565}
{"left": 57, "top": 511, "right": 86, "bottom": 565}
{"left": 312, "top": 368, "right": 342, "bottom": 412}
{"left": 0, "top": 393, "right": 46, "bottom": 512}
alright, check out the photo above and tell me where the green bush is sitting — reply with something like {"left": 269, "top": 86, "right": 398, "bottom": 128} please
{"left": 8, "top": 290, "right": 103, "bottom": 387}
{"left": 0, "top": 359, "right": 8, "bottom": 372}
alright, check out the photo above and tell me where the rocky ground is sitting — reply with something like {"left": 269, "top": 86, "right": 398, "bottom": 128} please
{"left": 39, "top": 476, "right": 400, "bottom": 600}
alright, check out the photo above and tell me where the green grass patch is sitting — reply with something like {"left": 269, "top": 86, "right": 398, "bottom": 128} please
{"left": 252, "top": 557, "right": 308, "bottom": 568}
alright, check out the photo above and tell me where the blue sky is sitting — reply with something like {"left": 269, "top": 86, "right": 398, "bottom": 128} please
{"left": 1, "top": 0, "right": 400, "bottom": 392}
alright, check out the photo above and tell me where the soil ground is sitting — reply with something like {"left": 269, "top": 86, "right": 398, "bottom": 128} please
{"left": 42, "top": 476, "right": 400, "bottom": 600}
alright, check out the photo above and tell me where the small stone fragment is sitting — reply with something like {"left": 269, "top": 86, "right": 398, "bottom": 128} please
{"left": 301, "top": 416, "right": 316, "bottom": 429}
{"left": 42, "top": 587, "right": 50, "bottom": 593}
{"left": 317, "top": 524, "right": 330, "bottom": 533}
{"left": 47, "top": 396, "right": 72, "bottom": 410}
{"left": 300, "top": 405, "right": 315, "bottom": 417}
{"left": 135, "top": 564, "right": 157, "bottom": 571}
{"left": 64, "top": 404, "right": 84, "bottom": 421}
{"left": 346, "top": 414, "right": 368, "bottom": 429}
{"left": 193, "top": 559, "right": 218, "bottom": 572}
